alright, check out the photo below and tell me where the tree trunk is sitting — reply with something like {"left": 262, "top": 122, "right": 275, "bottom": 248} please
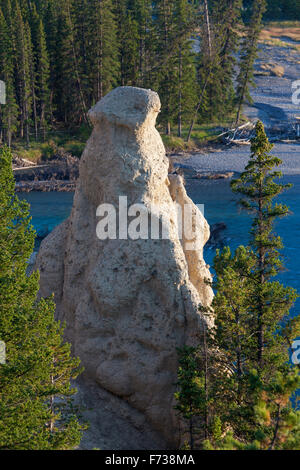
{"left": 258, "top": 189, "right": 265, "bottom": 370}
{"left": 178, "top": 45, "right": 182, "bottom": 138}
{"left": 204, "top": 0, "right": 212, "bottom": 59}
{"left": 187, "top": 71, "right": 211, "bottom": 142}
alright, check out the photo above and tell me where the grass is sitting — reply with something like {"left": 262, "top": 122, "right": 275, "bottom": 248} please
{"left": 263, "top": 21, "right": 300, "bottom": 29}
{"left": 255, "top": 63, "right": 285, "bottom": 77}
{"left": 13, "top": 122, "right": 230, "bottom": 161}
{"left": 161, "top": 124, "right": 220, "bottom": 152}
{"left": 160, "top": 118, "right": 244, "bottom": 152}
{"left": 259, "top": 22, "right": 300, "bottom": 51}
{"left": 12, "top": 125, "right": 89, "bottom": 163}
{"left": 13, "top": 111, "right": 251, "bottom": 162}
{"left": 259, "top": 37, "right": 300, "bottom": 52}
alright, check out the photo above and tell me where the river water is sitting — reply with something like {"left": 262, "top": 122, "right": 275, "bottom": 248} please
{"left": 19, "top": 174, "right": 300, "bottom": 315}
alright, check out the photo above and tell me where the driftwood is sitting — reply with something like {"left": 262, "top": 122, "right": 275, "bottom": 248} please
{"left": 218, "top": 120, "right": 300, "bottom": 145}
{"left": 228, "top": 138, "right": 251, "bottom": 145}
{"left": 216, "top": 121, "right": 255, "bottom": 145}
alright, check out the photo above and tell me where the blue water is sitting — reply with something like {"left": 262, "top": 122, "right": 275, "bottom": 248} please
{"left": 186, "top": 175, "right": 300, "bottom": 316}
{"left": 19, "top": 191, "right": 74, "bottom": 235}
{"left": 20, "top": 176, "right": 300, "bottom": 314}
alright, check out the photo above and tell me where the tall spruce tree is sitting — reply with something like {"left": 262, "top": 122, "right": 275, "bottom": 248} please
{"left": 212, "top": 0, "right": 242, "bottom": 117}
{"left": 35, "top": 18, "right": 50, "bottom": 138}
{"left": 0, "top": 8, "right": 18, "bottom": 146}
{"left": 0, "top": 145, "right": 85, "bottom": 449}
{"left": 13, "top": 2, "right": 33, "bottom": 144}
{"left": 235, "top": 0, "right": 266, "bottom": 125}
{"left": 174, "top": 0, "right": 197, "bottom": 137}
{"left": 153, "top": 0, "right": 176, "bottom": 134}
{"left": 213, "top": 121, "right": 300, "bottom": 448}
{"left": 88, "top": 0, "right": 119, "bottom": 101}
{"left": 28, "top": 4, "right": 50, "bottom": 139}
{"left": 175, "top": 121, "right": 300, "bottom": 449}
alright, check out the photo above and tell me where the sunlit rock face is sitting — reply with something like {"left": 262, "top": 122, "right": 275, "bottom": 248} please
{"left": 36, "top": 86, "right": 213, "bottom": 449}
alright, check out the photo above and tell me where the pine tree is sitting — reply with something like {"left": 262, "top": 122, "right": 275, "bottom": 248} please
{"left": 175, "top": 122, "right": 300, "bottom": 450}
{"left": 210, "top": 122, "right": 300, "bottom": 448}
{"left": 235, "top": 0, "right": 266, "bottom": 125}
{"left": 54, "top": 2, "right": 88, "bottom": 124}
{"left": 175, "top": 346, "right": 207, "bottom": 450}
{"left": 186, "top": 0, "right": 216, "bottom": 140}
{"left": 28, "top": 5, "right": 50, "bottom": 139}
{"left": 88, "top": 0, "right": 119, "bottom": 101}
{"left": 231, "top": 121, "right": 299, "bottom": 369}
{"left": 128, "top": 0, "right": 154, "bottom": 87}
{"left": 0, "top": 146, "right": 85, "bottom": 449}
{"left": 152, "top": 0, "right": 176, "bottom": 135}
{"left": 26, "top": 20, "right": 39, "bottom": 141}
{"left": 13, "top": 2, "right": 35, "bottom": 144}
{"left": 114, "top": 0, "right": 154, "bottom": 88}
{"left": 43, "top": 0, "right": 58, "bottom": 122}
{"left": 212, "top": 0, "right": 242, "bottom": 117}
{"left": 0, "top": 8, "right": 18, "bottom": 146}
{"left": 35, "top": 18, "right": 50, "bottom": 138}
{"left": 174, "top": 0, "right": 197, "bottom": 137}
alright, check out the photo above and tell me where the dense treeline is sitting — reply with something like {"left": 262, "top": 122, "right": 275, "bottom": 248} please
{"left": 264, "top": 0, "right": 300, "bottom": 20}
{"left": 0, "top": 0, "right": 296, "bottom": 146}
{"left": 242, "top": 0, "right": 300, "bottom": 21}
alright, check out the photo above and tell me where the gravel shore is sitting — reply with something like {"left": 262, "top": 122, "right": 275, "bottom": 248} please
{"left": 173, "top": 40, "right": 300, "bottom": 177}
{"left": 173, "top": 142, "right": 300, "bottom": 176}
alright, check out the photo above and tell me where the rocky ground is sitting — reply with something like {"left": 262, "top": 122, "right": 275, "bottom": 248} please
{"left": 246, "top": 42, "right": 300, "bottom": 126}
{"left": 13, "top": 150, "right": 79, "bottom": 192}
{"left": 172, "top": 39, "right": 300, "bottom": 178}
{"left": 170, "top": 141, "right": 300, "bottom": 177}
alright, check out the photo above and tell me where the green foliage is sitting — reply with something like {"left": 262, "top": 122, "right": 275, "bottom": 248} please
{"left": 235, "top": 0, "right": 266, "bottom": 124}
{"left": 0, "top": 0, "right": 267, "bottom": 146}
{"left": 174, "top": 346, "right": 207, "bottom": 449}
{"left": 0, "top": 6, "right": 18, "bottom": 147}
{"left": 0, "top": 145, "right": 86, "bottom": 449}
{"left": 175, "top": 122, "right": 300, "bottom": 450}
{"left": 264, "top": 0, "right": 300, "bottom": 20}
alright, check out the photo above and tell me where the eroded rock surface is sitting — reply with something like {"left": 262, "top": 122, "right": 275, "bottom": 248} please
{"left": 36, "top": 86, "right": 213, "bottom": 449}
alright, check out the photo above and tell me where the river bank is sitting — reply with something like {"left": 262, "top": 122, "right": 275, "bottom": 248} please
{"left": 170, "top": 141, "right": 300, "bottom": 178}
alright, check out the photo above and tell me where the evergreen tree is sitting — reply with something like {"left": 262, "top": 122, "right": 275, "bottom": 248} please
{"left": 211, "top": 121, "right": 300, "bottom": 448}
{"left": 0, "top": 146, "right": 85, "bottom": 449}
{"left": 212, "top": 0, "right": 242, "bottom": 117}
{"left": 35, "top": 18, "right": 50, "bottom": 138}
{"left": 174, "top": 0, "right": 197, "bottom": 137}
{"left": 175, "top": 346, "right": 207, "bottom": 450}
{"left": 152, "top": 0, "right": 176, "bottom": 135}
{"left": 231, "top": 121, "right": 299, "bottom": 370}
{"left": 0, "top": 8, "right": 18, "bottom": 146}
{"left": 43, "top": 0, "right": 59, "bottom": 122}
{"left": 186, "top": 0, "right": 219, "bottom": 140}
{"left": 175, "top": 121, "right": 300, "bottom": 450}
{"left": 115, "top": 0, "right": 139, "bottom": 86}
{"left": 13, "top": 2, "right": 33, "bottom": 144}
{"left": 55, "top": 1, "right": 88, "bottom": 124}
{"left": 235, "top": 0, "right": 266, "bottom": 125}
{"left": 26, "top": 20, "right": 39, "bottom": 141}
{"left": 88, "top": 0, "right": 119, "bottom": 101}
{"left": 0, "top": 0, "right": 257, "bottom": 142}
{"left": 28, "top": 4, "right": 50, "bottom": 139}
